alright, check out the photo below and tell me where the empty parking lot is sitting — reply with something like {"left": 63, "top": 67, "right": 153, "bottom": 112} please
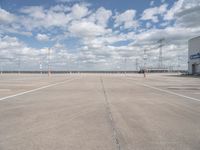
{"left": 0, "top": 73, "right": 200, "bottom": 150}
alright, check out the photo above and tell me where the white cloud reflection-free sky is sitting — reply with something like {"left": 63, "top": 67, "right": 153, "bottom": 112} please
{"left": 0, "top": 0, "right": 200, "bottom": 71}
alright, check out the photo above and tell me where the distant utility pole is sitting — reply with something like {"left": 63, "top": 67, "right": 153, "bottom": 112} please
{"left": 0, "top": 61, "right": 2, "bottom": 75}
{"left": 18, "top": 55, "right": 21, "bottom": 74}
{"left": 143, "top": 49, "right": 147, "bottom": 77}
{"left": 177, "top": 55, "right": 181, "bottom": 71}
{"left": 135, "top": 58, "right": 138, "bottom": 71}
{"left": 77, "top": 59, "right": 80, "bottom": 73}
{"left": 48, "top": 48, "right": 51, "bottom": 76}
{"left": 158, "top": 38, "right": 165, "bottom": 69}
{"left": 39, "top": 61, "right": 42, "bottom": 74}
{"left": 68, "top": 56, "right": 71, "bottom": 74}
{"left": 124, "top": 57, "right": 127, "bottom": 75}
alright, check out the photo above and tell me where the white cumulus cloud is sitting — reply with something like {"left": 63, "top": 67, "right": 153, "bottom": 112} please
{"left": 70, "top": 4, "right": 89, "bottom": 19}
{"left": 141, "top": 4, "right": 168, "bottom": 22}
{"left": 36, "top": 34, "right": 49, "bottom": 41}
{"left": 114, "top": 10, "right": 138, "bottom": 29}
{"left": 68, "top": 21, "right": 109, "bottom": 37}
{"left": 91, "top": 7, "right": 112, "bottom": 27}
{"left": 0, "top": 8, "right": 16, "bottom": 23}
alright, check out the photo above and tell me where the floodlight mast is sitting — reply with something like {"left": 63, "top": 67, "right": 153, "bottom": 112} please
{"left": 48, "top": 48, "right": 51, "bottom": 76}
{"left": 177, "top": 55, "right": 181, "bottom": 71}
{"left": 124, "top": 57, "right": 127, "bottom": 75}
{"left": 0, "top": 62, "right": 2, "bottom": 75}
{"left": 143, "top": 49, "right": 147, "bottom": 78}
{"left": 0, "top": 60, "right": 4, "bottom": 75}
{"left": 18, "top": 55, "right": 21, "bottom": 74}
{"left": 135, "top": 58, "right": 139, "bottom": 72}
{"left": 158, "top": 38, "right": 165, "bottom": 69}
{"left": 39, "top": 62, "right": 42, "bottom": 74}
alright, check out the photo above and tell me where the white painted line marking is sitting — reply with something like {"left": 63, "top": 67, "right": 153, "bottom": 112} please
{"left": 127, "top": 78, "right": 200, "bottom": 102}
{"left": 0, "top": 78, "right": 77, "bottom": 101}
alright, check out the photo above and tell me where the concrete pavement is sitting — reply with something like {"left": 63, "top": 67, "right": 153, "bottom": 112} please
{"left": 0, "top": 74, "right": 200, "bottom": 150}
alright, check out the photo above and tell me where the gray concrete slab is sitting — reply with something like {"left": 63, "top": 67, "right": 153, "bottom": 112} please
{"left": 0, "top": 73, "right": 200, "bottom": 150}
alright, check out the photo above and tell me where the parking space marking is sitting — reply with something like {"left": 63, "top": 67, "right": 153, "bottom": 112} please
{"left": 127, "top": 78, "right": 200, "bottom": 102}
{"left": 0, "top": 78, "right": 78, "bottom": 101}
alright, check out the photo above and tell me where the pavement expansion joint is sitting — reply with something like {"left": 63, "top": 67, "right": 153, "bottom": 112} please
{"left": 100, "top": 77, "right": 121, "bottom": 150}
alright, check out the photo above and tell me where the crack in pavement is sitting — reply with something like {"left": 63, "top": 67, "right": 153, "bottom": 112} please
{"left": 100, "top": 77, "right": 121, "bottom": 150}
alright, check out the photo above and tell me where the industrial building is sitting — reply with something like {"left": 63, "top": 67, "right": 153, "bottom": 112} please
{"left": 188, "top": 36, "right": 200, "bottom": 75}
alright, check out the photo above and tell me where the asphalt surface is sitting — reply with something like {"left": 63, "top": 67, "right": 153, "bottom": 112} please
{"left": 0, "top": 73, "right": 200, "bottom": 150}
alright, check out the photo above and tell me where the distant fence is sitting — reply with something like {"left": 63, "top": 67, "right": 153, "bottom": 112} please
{"left": 0, "top": 70, "right": 187, "bottom": 74}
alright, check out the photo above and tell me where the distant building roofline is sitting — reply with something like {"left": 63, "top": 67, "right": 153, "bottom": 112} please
{"left": 189, "top": 36, "right": 200, "bottom": 41}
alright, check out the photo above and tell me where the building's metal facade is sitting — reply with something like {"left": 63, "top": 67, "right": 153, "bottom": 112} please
{"left": 188, "top": 36, "right": 200, "bottom": 75}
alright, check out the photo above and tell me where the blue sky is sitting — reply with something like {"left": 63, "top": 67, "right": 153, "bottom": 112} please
{"left": 1, "top": 0, "right": 173, "bottom": 10}
{"left": 0, "top": 0, "right": 200, "bottom": 71}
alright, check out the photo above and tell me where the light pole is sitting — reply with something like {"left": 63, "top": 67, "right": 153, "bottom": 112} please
{"left": 0, "top": 61, "right": 2, "bottom": 75}
{"left": 158, "top": 38, "right": 165, "bottom": 69}
{"left": 48, "top": 48, "right": 51, "bottom": 76}
{"left": 124, "top": 57, "right": 127, "bottom": 76}
{"left": 18, "top": 55, "right": 21, "bottom": 74}
{"left": 135, "top": 58, "right": 139, "bottom": 72}
{"left": 143, "top": 49, "right": 147, "bottom": 78}
{"left": 39, "top": 63, "right": 42, "bottom": 74}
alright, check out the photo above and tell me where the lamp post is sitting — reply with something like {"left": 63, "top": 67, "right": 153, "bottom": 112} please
{"left": 143, "top": 49, "right": 147, "bottom": 78}
{"left": 48, "top": 48, "right": 51, "bottom": 76}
